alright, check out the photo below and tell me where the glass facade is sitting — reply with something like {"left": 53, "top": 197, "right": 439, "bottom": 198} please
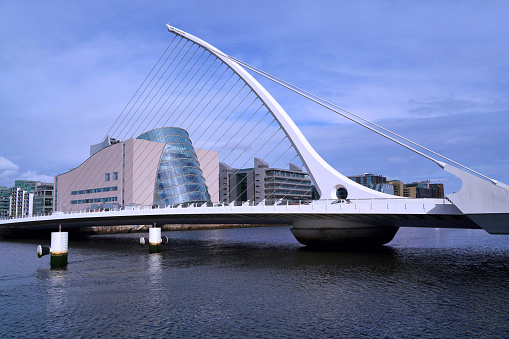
{"left": 14, "top": 180, "right": 38, "bottom": 193}
{"left": 33, "top": 183, "right": 54, "bottom": 215}
{"left": 137, "top": 127, "right": 210, "bottom": 206}
{"left": 348, "top": 173, "right": 386, "bottom": 187}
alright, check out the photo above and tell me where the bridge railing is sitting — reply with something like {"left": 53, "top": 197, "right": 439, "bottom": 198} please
{"left": 0, "top": 197, "right": 455, "bottom": 223}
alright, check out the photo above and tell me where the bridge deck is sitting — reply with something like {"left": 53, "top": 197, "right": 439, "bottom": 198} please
{"left": 0, "top": 199, "right": 481, "bottom": 232}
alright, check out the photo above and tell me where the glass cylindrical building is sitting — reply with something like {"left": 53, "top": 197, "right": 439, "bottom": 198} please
{"left": 137, "top": 127, "right": 211, "bottom": 206}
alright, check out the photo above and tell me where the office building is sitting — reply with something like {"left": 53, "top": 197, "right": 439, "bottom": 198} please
{"left": 348, "top": 173, "right": 395, "bottom": 195}
{"left": 7, "top": 180, "right": 41, "bottom": 218}
{"left": 403, "top": 181, "right": 431, "bottom": 198}
{"left": 33, "top": 182, "right": 54, "bottom": 215}
{"left": 9, "top": 187, "right": 33, "bottom": 218}
{"left": 14, "top": 180, "right": 38, "bottom": 193}
{"left": 387, "top": 180, "right": 404, "bottom": 197}
{"left": 55, "top": 127, "right": 218, "bottom": 212}
{"left": 219, "top": 158, "right": 313, "bottom": 204}
{"left": 348, "top": 173, "right": 386, "bottom": 187}
{"left": 430, "top": 183, "right": 445, "bottom": 198}
{"left": 0, "top": 186, "right": 10, "bottom": 218}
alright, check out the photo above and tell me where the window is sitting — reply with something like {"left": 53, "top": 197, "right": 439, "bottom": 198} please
{"left": 336, "top": 187, "right": 348, "bottom": 200}
{"left": 71, "top": 186, "right": 117, "bottom": 195}
{"left": 113, "top": 172, "right": 118, "bottom": 180}
{"left": 105, "top": 173, "right": 110, "bottom": 182}
{"left": 71, "top": 197, "right": 118, "bottom": 205}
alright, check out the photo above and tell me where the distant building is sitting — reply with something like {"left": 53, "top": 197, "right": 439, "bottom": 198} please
{"left": 14, "top": 180, "right": 38, "bottom": 193}
{"left": 387, "top": 180, "right": 404, "bottom": 197}
{"left": 8, "top": 180, "right": 41, "bottom": 218}
{"left": 370, "top": 183, "right": 395, "bottom": 195}
{"left": 348, "top": 173, "right": 386, "bottom": 187}
{"left": 9, "top": 187, "right": 34, "bottom": 218}
{"left": 219, "top": 158, "right": 313, "bottom": 204}
{"left": 429, "top": 183, "right": 444, "bottom": 198}
{"left": 350, "top": 174, "right": 444, "bottom": 198}
{"left": 403, "top": 181, "right": 431, "bottom": 198}
{"left": 0, "top": 186, "right": 10, "bottom": 218}
{"left": 33, "top": 182, "right": 54, "bottom": 215}
{"left": 348, "top": 173, "right": 394, "bottom": 195}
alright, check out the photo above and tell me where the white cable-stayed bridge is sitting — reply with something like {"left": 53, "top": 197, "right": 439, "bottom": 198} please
{"left": 2, "top": 24, "right": 509, "bottom": 247}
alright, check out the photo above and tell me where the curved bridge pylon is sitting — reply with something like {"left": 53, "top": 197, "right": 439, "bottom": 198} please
{"left": 164, "top": 24, "right": 509, "bottom": 243}
{"left": 165, "top": 24, "right": 391, "bottom": 202}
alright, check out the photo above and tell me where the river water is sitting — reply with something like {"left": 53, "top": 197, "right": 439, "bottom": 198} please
{"left": 1, "top": 226, "right": 508, "bottom": 338}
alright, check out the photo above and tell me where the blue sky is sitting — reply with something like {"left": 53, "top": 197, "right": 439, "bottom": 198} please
{"left": 0, "top": 1, "right": 508, "bottom": 194}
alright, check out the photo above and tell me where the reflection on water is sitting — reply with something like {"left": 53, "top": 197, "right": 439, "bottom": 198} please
{"left": 47, "top": 269, "right": 69, "bottom": 314}
{"left": 148, "top": 252, "right": 163, "bottom": 296}
{"left": 1, "top": 227, "right": 509, "bottom": 337}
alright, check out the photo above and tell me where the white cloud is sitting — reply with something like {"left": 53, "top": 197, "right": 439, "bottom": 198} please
{"left": 0, "top": 170, "right": 17, "bottom": 180}
{"left": 20, "top": 170, "right": 54, "bottom": 183}
{"left": 0, "top": 158, "right": 54, "bottom": 186}
{"left": 0, "top": 156, "right": 19, "bottom": 171}
{"left": 0, "top": 156, "right": 19, "bottom": 182}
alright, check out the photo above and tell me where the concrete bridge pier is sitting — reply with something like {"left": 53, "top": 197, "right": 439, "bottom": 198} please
{"left": 290, "top": 219, "right": 399, "bottom": 248}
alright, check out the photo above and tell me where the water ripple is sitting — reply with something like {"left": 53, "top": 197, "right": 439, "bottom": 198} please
{"left": 1, "top": 227, "right": 509, "bottom": 337}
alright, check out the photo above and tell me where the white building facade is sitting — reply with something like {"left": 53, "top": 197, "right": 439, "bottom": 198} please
{"left": 9, "top": 187, "right": 34, "bottom": 218}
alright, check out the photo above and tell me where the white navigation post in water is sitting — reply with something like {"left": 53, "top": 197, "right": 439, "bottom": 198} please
{"left": 149, "top": 226, "right": 162, "bottom": 253}
{"left": 50, "top": 228, "right": 68, "bottom": 267}
{"left": 37, "top": 225, "right": 68, "bottom": 268}
{"left": 140, "top": 223, "right": 168, "bottom": 253}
